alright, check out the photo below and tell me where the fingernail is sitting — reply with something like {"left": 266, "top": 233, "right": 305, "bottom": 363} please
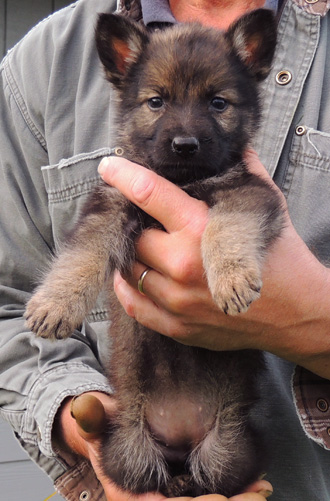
{"left": 98, "top": 157, "right": 110, "bottom": 176}
{"left": 71, "top": 393, "right": 106, "bottom": 434}
{"left": 70, "top": 394, "right": 79, "bottom": 419}
{"left": 258, "top": 489, "right": 273, "bottom": 498}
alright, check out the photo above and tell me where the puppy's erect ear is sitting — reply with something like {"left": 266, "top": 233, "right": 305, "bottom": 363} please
{"left": 95, "top": 14, "right": 149, "bottom": 87}
{"left": 226, "top": 9, "right": 277, "bottom": 81}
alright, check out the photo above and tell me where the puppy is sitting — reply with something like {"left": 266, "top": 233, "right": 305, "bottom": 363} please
{"left": 25, "top": 10, "right": 283, "bottom": 497}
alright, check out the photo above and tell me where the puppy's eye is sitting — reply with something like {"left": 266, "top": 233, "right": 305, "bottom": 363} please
{"left": 147, "top": 97, "right": 164, "bottom": 110}
{"left": 210, "top": 97, "right": 228, "bottom": 112}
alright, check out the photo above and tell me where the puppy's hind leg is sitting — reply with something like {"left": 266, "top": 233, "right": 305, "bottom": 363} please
{"left": 101, "top": 418, "right": 169, "bottom": 494}
{"left": 188, "top": 407, "right": 260, "bottom": 497}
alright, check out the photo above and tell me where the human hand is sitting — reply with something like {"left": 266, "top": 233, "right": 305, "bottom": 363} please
{"left": 172, "top": 478, "right": 273, "bottom": 499}
{"left": 55, "top": 392, "right": 167, "bottom": 500}
{"left": 56, "top": 393, "right": 272, "bottom": 501}
{"left": 98, "top": 153, "right": 330, "bottom": 378}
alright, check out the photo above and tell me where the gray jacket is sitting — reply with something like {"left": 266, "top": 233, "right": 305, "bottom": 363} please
{"left": 1, "top": 0, "right": 330, "bottom": 499}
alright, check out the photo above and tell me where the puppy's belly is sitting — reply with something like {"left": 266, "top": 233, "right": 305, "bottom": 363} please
{"left": 145, "top": 394, "right": 216, "bottom": 462}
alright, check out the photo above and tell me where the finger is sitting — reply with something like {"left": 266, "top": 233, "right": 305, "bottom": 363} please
{"left": 70, "top": 393, "right": 107, "bottom": 440}
{"left": 135, "top": 227, "right": 205, "bottom": 281}
{"left": 98, "top": 156, "right": 206, "bottom": 233}
{"left": 178, "top": 497, "right": 227, "bottom": 500}
{"left": 135, "top": 263, "right": 163, "bottom": 299}
{"left": 231, "top": 479, "right": 273, "bottom": 500}
{"left": 244, "top": 149, "right": 273, "bottom": 182}
{"left": 244, "top": 149, "right": 287, "bottom": 200}
{"left": 115, "top": 264, "right": 209, "bottom": 322}
{"left": 244, "top": 149, "right": 288, "bottom": 218}
{"left": 102, "top": 480, "right": 166, "bottom": 501}
{"left": 154, "top": 495, "right": 237, "bottom": 500}
{"left": 114, "top": 270, "right": 165, "bottom": 319}
{"left": 114, "top": 271, "right": 186, "bottom": 337}
{"left": 230, "top": 495, "right": 269, "bottom": 500}
{"left": 243, "top": 480, "right": 273, "bottom": 496}
{"left": 135, "top": 229, "right": 177, "bottom": 275}
{"left": 125, "top": 261, "right": 172, "bottom": 300}
{"left": 116, "top": 265, "right": 165, "bottom": 304}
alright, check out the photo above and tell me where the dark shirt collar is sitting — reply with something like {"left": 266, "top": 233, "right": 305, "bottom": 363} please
{"left": 140, "top": 0, "right": 176, "bottom": 26}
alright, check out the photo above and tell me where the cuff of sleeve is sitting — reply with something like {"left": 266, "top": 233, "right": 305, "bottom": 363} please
{"left": 22, "top": 362, "right": 112, "bottom": 458}
{"left": 55, "top": 458, "right": 106, "bottom": 501}
{"left": 292, "top": 365, "right": 330, "bottom": 450}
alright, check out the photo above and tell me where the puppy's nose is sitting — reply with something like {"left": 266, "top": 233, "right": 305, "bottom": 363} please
{"left": 172, "top": 137, "right": 200, "bottom": 157}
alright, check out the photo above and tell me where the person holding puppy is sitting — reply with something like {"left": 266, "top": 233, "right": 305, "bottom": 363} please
{"left": 1, "top": 0, "right": 330, "bottom": 500}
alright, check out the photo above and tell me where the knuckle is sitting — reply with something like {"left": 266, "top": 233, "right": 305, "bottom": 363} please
{"left": 168, "top": 254, "right": 200, "bottom": 284}
{"left": 130, "top": 171, "right": 158, "bottom": 208}
{"left": 124, "top": 301, "right": 136, "bottom": 319}
{"left": 165, "top": 293, "right": 185, "bottom": 315}
{"left": 163, "top": 285, "right": 193, "bottom": 316}
{"left": 114, "top": 277, "right": 136, "bottom": 319}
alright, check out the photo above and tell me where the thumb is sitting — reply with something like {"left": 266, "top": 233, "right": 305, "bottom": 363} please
{"left": 244, "top": 149, "right": 273, "bottom": 182}
{"left": 70, "top": 393, "right": 108, "bottom": 441}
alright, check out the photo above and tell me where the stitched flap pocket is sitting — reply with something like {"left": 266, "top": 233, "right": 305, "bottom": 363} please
{"left": 41, "top": 148, "right": 112, "bottom": 247}
{"left": 285, "top": 128, "right": 330, "bottom": 263}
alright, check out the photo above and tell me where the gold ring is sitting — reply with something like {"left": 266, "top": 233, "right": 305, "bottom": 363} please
{"left": 138, "top": 268, "right": 151, "bottom": 296}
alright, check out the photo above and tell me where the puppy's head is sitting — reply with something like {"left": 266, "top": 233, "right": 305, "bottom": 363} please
{"left": 95, "top": 10, "right": 276, "bottom": 184}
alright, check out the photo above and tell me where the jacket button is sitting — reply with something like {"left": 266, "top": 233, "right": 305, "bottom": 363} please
{"left": 317, "top": 398, "right": 329, "bottom": 412}
{"left": 275, "top": 70, "right": 292, "bottom": 85}
{"left": 296, "top": 125, "right": 306, "bottom": 136}
{"left": 79, "top": 491, "right": 90, "bottom": 501}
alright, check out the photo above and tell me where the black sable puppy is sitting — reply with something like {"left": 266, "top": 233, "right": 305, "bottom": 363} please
{"left": 26, "top": 10, "right": 283, "bottom": 497}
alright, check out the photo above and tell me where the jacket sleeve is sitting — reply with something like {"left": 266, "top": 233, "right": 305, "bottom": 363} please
{"left": 293, "top": 366, "right": 330, "bottom": 451}
{"left": 0, "top": 50, "right": 112, "bottom": 488}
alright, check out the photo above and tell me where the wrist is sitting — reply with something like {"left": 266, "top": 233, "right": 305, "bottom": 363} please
{"left": 287, "top": 263, "right": 330, "bottom": 377}
{"left": 259, "top": 230, "right": 330, "bottom": 377}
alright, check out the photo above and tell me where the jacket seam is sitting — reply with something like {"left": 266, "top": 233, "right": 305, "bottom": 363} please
{"left": 3, "top": 57, "right": 47, "bottom": 150}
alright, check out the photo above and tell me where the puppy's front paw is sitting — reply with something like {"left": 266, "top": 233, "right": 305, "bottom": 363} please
{"left": 207, "top": 262, "right": 262, "bottom": 315}
{"left": 25, "top": 289, "right": 79, "bottom": 339}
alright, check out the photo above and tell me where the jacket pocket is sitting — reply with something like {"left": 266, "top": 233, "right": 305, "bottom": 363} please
{"left": 41, "top": 148, "right": 112, "bottom": 246}
{"left": 284, "top": 127, "right": 330, "bottom": 264}
{"left": 41, "top": 148, "right": 113, "bottom": 320}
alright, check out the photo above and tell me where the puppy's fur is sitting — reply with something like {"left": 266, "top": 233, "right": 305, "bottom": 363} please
{"left": 25, "top": 10, "right": 283, "bottom": 497}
